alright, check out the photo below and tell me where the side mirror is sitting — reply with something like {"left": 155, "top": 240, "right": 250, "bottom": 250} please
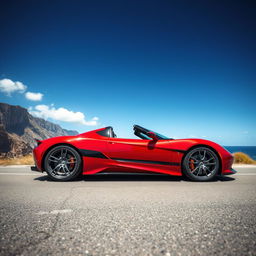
{"left": 147, "top": 132, "right": 158, "bottom": 141}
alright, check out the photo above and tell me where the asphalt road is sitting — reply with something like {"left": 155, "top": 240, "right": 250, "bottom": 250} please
{"left": 0, "top": 166, "right": 255, "bottom": 256}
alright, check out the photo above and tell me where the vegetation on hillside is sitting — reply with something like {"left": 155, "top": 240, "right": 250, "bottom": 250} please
{"left": 0, "top": 154, "right": 34, "bottom": 165}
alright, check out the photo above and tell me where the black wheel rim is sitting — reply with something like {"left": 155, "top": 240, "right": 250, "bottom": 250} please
{"left": 187, "top": 148, "right": 218, "bottom": 177}
{"left": 46, "top": 147, "right": 78, "bottom": 179}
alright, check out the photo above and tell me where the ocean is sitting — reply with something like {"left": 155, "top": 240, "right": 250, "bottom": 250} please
{"left": 224, "top": 146, "right": 256, "bottom": 160}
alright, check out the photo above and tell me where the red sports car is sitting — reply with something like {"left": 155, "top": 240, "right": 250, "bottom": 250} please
{"left": 31, "top": 125, "right": 235, "bottom": 181}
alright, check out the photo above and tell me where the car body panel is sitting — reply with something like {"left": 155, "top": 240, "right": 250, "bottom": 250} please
{"left": 32, "top": 126, "right": 235, "bottom": 176}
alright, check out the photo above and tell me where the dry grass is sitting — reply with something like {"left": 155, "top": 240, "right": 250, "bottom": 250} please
{"left": 0, "top": 154, "right": 34, "bottom": 166}
{"left": 233, "top": 152, "right": 256, "bottom": 164}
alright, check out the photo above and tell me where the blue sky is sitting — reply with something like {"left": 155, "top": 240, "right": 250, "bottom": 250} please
{"left": 0, "top": 0, "right": 255, "bottom": 145}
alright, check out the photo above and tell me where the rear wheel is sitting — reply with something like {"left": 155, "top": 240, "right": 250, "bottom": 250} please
{"left": 182, "top": 147, "right": 219, "bottom": 181}
{"left": 44, "top": 145, "right": 82, "bottom": 181}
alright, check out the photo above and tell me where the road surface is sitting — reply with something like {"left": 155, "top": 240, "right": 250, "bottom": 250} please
{"left": 0, "top": 165, "right": 255, "bottom": 256}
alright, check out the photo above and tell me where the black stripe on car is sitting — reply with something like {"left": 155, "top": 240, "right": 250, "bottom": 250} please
{"left": 111, "top": 158, "right": 180, "bottom": 166}
{"left": 79, "top": 149, "right": 108, "bottom": 159}
{"left": 79, "top": 149, "right": 182, "bottom": 166}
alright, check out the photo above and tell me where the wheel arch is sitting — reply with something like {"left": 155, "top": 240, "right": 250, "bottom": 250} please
{"left": 181, "top": 144, "right": 222, "bottom": 174}
{"left": 41, "top": 143, "right": 83, "bottom": 172}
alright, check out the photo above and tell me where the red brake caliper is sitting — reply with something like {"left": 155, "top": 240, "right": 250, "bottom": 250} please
{"left": 69, "top": 157, "right": 75, "bottom": 169}
{"left": 189, "top": 159, "right": 195, "bottom": 170}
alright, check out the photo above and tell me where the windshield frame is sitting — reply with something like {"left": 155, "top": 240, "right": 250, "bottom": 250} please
{"left": 133, "top": 125, "right": 171, "bottom": 140}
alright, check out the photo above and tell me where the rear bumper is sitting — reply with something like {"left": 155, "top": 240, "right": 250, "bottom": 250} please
{"left": 31, "top": 166, "right": 43, "bottom": 173}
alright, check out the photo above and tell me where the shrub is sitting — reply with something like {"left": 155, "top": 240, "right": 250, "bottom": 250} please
{"left": 0, "top": 154, "right": 34, "bottom": 165}
{"left": 233, "top": 152, "right": 256, "bottom": 164}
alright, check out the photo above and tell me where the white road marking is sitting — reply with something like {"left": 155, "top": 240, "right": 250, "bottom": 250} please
{"left": 0, "top": 165, "right": 32, "bottom": 168}
{"left": 232, "top": 164, "right": 256, "bottom": 168}
{"left": 36, "top": 209, "right": 73, "bottom": 215}
{"left": 234, "top": 173, "right": 256, "bottom": 176}
{"left": 0, "top": 173, "right": 43, "bottom": 175}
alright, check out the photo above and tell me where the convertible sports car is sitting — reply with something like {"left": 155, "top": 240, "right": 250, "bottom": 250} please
{"left": 31, "top": 125, "right": 235, "bottom": 181}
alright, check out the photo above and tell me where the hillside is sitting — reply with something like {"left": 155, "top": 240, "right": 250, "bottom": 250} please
{"left": 0, "top": 103, "right": 78, "bottom": 157}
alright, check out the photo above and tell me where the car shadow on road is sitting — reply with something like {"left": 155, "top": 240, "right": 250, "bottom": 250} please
{"left": 34, "top": 174, "right": 235, "bottom": 183}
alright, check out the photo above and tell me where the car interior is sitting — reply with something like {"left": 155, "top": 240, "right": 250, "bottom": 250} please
{"left": 97, "top": 125, "right": 172, "bottom": 140}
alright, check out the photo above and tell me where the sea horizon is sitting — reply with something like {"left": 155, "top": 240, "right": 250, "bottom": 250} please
{"left": 224, "top": 146, "right": 256, "bottom": 160}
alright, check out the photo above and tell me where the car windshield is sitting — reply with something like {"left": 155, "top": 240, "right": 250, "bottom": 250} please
{"left": 133, "top": 125, "right": 171, "bottom": 140}
{"left": 150, "top": 130, "right": 170, "bottom": 140}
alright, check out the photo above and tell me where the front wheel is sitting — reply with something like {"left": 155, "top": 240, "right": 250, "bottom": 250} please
{"left": 182, "top": 147, "right": 219, "bottom": 181}
{"left": 44, "top": 145, "right": 82, "bottom": 181}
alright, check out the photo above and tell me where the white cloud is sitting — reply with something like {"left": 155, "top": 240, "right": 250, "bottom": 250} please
{"left": 0, "top": 78, "right": 27, "bottom": 96}
{"left": 0, "top": 78, "right": 43, "bottom": 101}
{"left": 25, "top": 91, "right": 43, "bottom": 101}
{"left": 29, "top": 104, "right": 99, "bottom": 126}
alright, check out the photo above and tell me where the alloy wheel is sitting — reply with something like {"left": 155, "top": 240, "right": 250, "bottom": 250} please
{"left": 45, "top": 146, "right": 81, "bottom": 180}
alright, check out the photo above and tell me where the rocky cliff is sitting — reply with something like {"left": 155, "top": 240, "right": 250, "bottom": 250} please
{"left": 0, "top": 103, "right": 79, "bottom": 158}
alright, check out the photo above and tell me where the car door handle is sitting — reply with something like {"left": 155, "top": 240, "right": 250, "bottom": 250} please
{"left": 108, "top": 142, "right": 115, "bottom": 144}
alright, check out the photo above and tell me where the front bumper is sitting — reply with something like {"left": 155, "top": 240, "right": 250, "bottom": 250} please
{"left": 222, "top": 168, "right": 237, "bottom": 175}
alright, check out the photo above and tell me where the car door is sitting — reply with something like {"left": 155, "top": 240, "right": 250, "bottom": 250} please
{"left": 105, "top": 137, "right": 173, "bottom": 165}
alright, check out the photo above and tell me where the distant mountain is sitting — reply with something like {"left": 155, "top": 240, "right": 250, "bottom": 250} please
{"left": 0, "top": 102, "right": 79, "bottom": 158}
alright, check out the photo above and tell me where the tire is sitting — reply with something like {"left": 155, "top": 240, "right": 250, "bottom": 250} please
{"left": 182, "top": 146, "right": 219, "bottom": 181}
{"left": 44, "top": 145, "right": 82, "bottom": 181}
